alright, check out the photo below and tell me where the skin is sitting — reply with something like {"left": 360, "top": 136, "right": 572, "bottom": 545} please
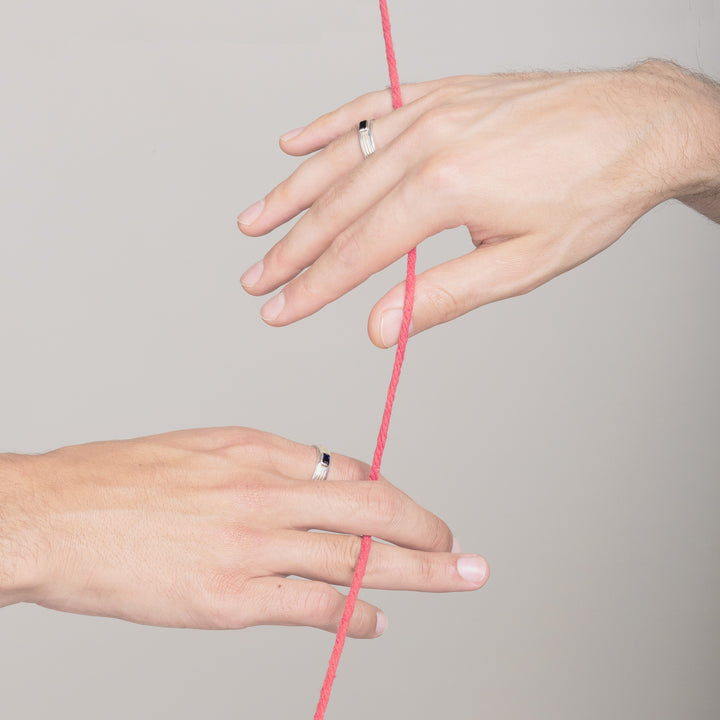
{"left": 237, "top": 59, "right": 720, "bottom": 347}
{"left": 0, "top": 428, "right": 488, "bottom": 638}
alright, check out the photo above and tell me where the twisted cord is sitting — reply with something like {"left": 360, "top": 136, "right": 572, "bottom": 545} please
{"left": 313, "top": 2, "right": 412, "bottom": 717}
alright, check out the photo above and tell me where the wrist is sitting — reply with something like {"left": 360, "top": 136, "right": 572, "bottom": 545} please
{"left": 0, "top": 453, "right": 49, "bottom": 607}
{"left": 631, "top": 60, "right": 720, "bottom": 202}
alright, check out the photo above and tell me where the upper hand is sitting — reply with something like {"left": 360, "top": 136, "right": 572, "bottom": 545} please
{"left": 238, "top": 60, "right": 720, "bottom": 346}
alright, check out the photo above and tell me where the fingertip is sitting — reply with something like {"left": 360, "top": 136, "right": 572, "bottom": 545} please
{"left": 374, "top": 610, "right": 388, "bottom": 637}
{"left": 369, "top": 287, "right": 411, "bottom": 348}
{"left": 237, "top": 199, "right": 266, "bottom": 231}
{"left": 240, "top": 260, "right": 264, "bottom": 291}
{"left": 456, "top": 555, "right": 490, "bottom": 589}
{"left": 348, "top": 601, "right": 386, "bottom": 639}
{"left": 368, "top": 304, "right": 394, "bottom": 348}
{"left": 240, "top": 281, "right": 266, "bottom": 297}
{"left": 279, "top": 126, "right": 306, "bottom": 144}
{"left": 367, "top": 315, "right": 386, "bottom": 348}
{"left": 279, "top": 127, "right": 316, "bottom": 156}
{"left": 260, "top": 292, "right": 286, "bottom": 323}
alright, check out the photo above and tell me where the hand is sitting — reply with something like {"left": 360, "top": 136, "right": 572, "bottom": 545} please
{"left": 237, "top": 60, "right": 720, "bottom": 347}
{"left": 0, "top": 428, "right": 488, "bottom": 637}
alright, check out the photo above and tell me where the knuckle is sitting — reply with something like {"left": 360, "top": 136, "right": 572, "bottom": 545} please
{"left": 345, "top": 459, "right": 372, "bottom": 484}
{"left": 420, "top": 282, "right": 461, "bottom": 324}
{"left": 190, "top": 426, "right": 252, "bottom": 452}
{"left": 422, "top": 103, "right": 454, "bottom": 128}
{"left": 218, "top": 524, "right": 265, "bottom": 558}
{"left": 424, "top": 84, "right": 463, "bottom": 107}
{"left": 290, "top": 268, "right": 334, "bottom": 307}
{"left": 418, "top": 555, "right": 439, "bottom": 585}
{"left": 418, "top": 152, "right": 466, "bottom": 194}
{"left": 450, "top": 78, "right": 480, "bottom": 95}
{"left": 213, "top": 426, "right": 256, "bottom": 451}
{"left": 266, "top": 236, "right": 303, "bottom": 277}
{"left": 303, "top": 582, "right": 339, "bottom": 624}
{"left": 415, "top": 102, "right": 469, "bottom": 139}
{"left": 328, "top": 230, "right": 363, "bottom": 274}
{"left": 427, "top": 516, "right": 452, "bottom": 551}
{"left": 363, "top": 542, "right": 388, "bottom": 577}
{"left": 315, "top": 108, "right": 342, "bottom": 132}
{"left": 335, "top": 536, "right": 363, "bottom": 577}
{"left": 408, "top": 153, "right": 467, "bottom": 215}
{"left": 364, "top": 483, "right": 405, "bottom": 529}
{"left": 501, "top": 244, "right": 550, "bottom": 297}
{"left": 213, "top": 428, "right": 277, "bottom": 474}
{"left": 234, "top": 478, "right": 277, "bottom": 512}
{"left": 203, "top": 571, "right": 251, "bottom": 627}
{"left": 230, "top": 427, "right": 272, "bottom": 458}
{"left": 311, "top": 167, "right": 355, "bottom": 219}
{"left": 266, "top": 176, "right": 291, "bottom": 207}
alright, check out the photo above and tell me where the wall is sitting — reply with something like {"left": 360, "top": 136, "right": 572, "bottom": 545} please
{"left": 0, "top": 1, "right": 718, "bottom": 717}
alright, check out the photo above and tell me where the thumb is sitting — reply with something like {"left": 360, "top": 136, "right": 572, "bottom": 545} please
{"left": 368, "top": 235, "right": 552, "bottom": 348}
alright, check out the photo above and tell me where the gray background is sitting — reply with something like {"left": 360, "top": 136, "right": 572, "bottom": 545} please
{"left": 1, "top": 0, "right": 718, "bottom": 717}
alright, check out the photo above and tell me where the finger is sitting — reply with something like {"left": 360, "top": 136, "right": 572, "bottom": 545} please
{"left": 232, "top": 440, "right": 454, "bottom": 552}
{"left": 258, "top": 166, "right": 453, "bottom": 326}
{"left": 281, "top": 445, "right": 374, "bottom": 484}
{"left": 368, "top": 235, "right": 555, "bottom": 347}
{"left": 291, "top": 479, "right": 454, "bottom": 552}
{"left": 269, "top": 531, "right": 489, "bottom": 592}
{"left": 242, "top": 577, "right": 385, "bottom": 639}
{"left": 242, "top": 142, "right": 412, "bottom": 298}
{"left": 277, "top": 77, "right": 476, "bottom": 156}
{"left": 237, "top": 85, "right": 450, "bottom": 242}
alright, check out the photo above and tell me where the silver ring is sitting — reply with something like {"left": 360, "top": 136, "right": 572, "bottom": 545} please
{"left": 311, "top": 445, "right": 331, "bottom": 482}
{"left": 358, "top": 119, "right": 376, "bottom": 159}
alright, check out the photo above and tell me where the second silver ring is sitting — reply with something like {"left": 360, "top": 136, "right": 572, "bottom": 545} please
{"left": 311, "top": 445, "right": 331, "bottom": 482}
{"left": 358, "top": 119, "right": 376, "bottom": 159}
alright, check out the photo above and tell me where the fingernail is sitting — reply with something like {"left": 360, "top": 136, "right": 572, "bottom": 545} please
{"left": 457, "top": 556, "right": 489, "bottom": 586}
{"left": 260, "top": 292, "right": 285, "bottom": 322}
{"left": 379, "top": 308, "right": 404, "bottom": 347}
{"left": 240, "top": 260, "right": 264, "bottom": 288}
{"left": 451, "top": 537, "right": 462, "bottom": 554}
{"left": 375, "top": 610, "right": 388, "bottom": 637}
{"left": 280, "top": 126, "right": 306, "bottom": 142}
{"left": 237, "top": 198, "right": 265, "bottom": 227}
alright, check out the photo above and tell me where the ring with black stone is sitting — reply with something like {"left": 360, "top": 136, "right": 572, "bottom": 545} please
{"left": 311, "top": 445, "right": 331, "bottom": 482}
{"left": 358, "top": 119, "right": 376, "bottom": 159}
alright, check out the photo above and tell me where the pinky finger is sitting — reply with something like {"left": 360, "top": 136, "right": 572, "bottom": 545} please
{"left": 243, "top": 577, "right": 386, "bottom": 639}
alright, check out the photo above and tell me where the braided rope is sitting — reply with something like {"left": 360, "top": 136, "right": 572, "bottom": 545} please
{"left": 313, "top": 2, "right": 411, "bottom": 716}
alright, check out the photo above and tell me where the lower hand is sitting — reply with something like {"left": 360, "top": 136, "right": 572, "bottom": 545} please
{"left": 0, "top": 428, "right": 488, "bottom": 637}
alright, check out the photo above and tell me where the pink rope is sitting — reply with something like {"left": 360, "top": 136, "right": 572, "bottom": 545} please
{"left": 313, "top": 2, "right": 412, "bottom": 717}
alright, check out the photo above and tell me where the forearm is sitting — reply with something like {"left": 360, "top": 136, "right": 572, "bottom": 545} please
{"left": 662, "top": 62, "right": 720, "bottom": 223}
{"left": 0, "top": 454, "right": 43, "bottom": 608}
{"left": 678, "top": 187, "right": 720, "bottom": 224}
